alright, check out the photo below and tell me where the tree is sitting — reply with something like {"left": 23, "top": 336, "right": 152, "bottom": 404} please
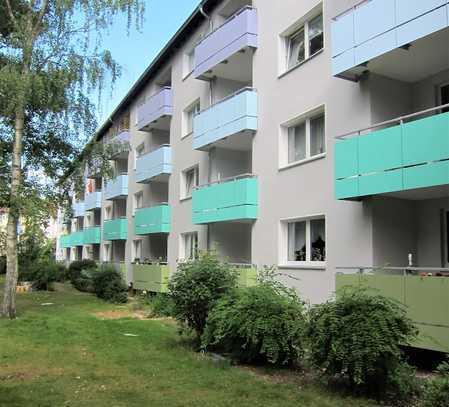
{"left": 0, "top": 0, "right": 144, "bottom": 319}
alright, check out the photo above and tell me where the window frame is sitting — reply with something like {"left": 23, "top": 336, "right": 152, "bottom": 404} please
{"left": 133, "top": 191, "right": 143, "bottom": 216}
{"left": 279, "top": 105, "right": 326, "bottom": 170}
{"left": 182, "top": 99, "right": 201, "bottom": 139}
{"left": 279, "top": 214, "right": 326, "bottom": 269}
{"left": 180, "top": 231, "right": 199, "bottom": 261}
{"left": 132, "top": 239, "right": 143, "bottom": 263}
{"left": 180, "top": 165, "right": 199, "bottom": 200}
{"left": 280, "top": 7, "right": 324, "bottom": 76}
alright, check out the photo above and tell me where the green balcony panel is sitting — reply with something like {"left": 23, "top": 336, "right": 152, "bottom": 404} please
{"left": 334, "top": 111, "right": 449, "bottom": 200}
{"left": 192, "top": 176, "right": 258, "bottom": 224}
{"left": 83, "top": 226, "right": 101, "bottom": 245}
{"left": 70, "top": 231, "right": 84, "bottom": 247}
{"left": 336, "top": 273, "right": 449, "bottom": 353}
{"left": 358, "top": 125, "right": 402, "bottom": 174}
{"left": 134, "top": 205, "right": 170, "bottom": 235}
{"left": 132, "top": 264, "right": 169, "bottom": 292}
{"left": 103, "top": 218, "right": 128, "bottom": 241}
{"left": 59, "top": 234, "right": 71, "bottom": 249}
{"left": 402, "top": 112, "right": 449, "bottom": 166}
{"left": 235, "top": 266, "right": 257, "bottom": 287}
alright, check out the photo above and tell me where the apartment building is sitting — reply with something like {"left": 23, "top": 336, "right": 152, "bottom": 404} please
{"left": 57, "top": 0, "right": 449, "bottom": 351}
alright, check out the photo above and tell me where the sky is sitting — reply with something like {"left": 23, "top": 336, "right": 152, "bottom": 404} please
{"left": 96, "top": 0, "right": 200, "bottom": 125}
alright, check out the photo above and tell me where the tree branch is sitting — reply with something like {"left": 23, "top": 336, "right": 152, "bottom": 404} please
{"left": 32, "top": 0, "right": 49, "bottom": 37}
{"left": 4, "top": 0, "right": 17, "bottom": 27}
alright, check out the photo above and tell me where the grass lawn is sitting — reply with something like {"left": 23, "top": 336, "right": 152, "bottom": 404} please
{"left": 0, "top": 276, "right": 377, "bottom": 407}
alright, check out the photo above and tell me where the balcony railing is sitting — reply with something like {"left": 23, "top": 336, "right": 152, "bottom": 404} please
{"left": 60, "top": 230, "right": 84, "bottom": 248}
{"left": 136, "top": 87, "right": 173, "bottom": 131}
{"left": 135, "top": 145, "right": 172, "bottom": 183}
{"left": 230, "top": 263, "right": 258, "bottom": 287}
{"left": 134, "top": 204, "right": 170, "bottom": 235}
{"left": 103, "top": 218, "right": 128, "bottom": 241}
{"left": 335, "top": 106, "right": 449, "bottom": 199}
{"left": 72, "top": 201, "right": 85, "bottom": 218}
{"left": 336, "top": 266, "right": 449, "bottom": 353}
{"left": 84, "top": 191, "right": 102, "bottom": 211}
{"left": 132, "top": 263, "right": 169, "bottom": 292}
{"left": 193, "top": 6, "right": 258, "bottom": 79}
{"left": 192, "top": 174, "right": 258, "bottom": 224}
{"left": 108, "top": 130, "right": 130, "bottom": 158}
{"left": 193, "top": 88, "right": 258, "bottom": 151}
{"left": 83, "top": 226, "right": 101, "bottom": 245}
{"left": 104, "top": 174, "right": 128, "bottom": 200}
{"left": 331, "top": 0, "right": 449, "bottom": 79}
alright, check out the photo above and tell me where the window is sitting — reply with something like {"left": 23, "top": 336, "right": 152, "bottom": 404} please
{"left": 183, "top": 48, "right": 195, "bottom": 78}
{"left": 183, "top": 100, "right": 200, "bottom": 137}
{"left": 181, "top": 232, "right": 198, "bottom": 260}
{"left": 282, "top": 110, "right": 325, "bottom": 167}
{"left": 283, "top": 217, "right": 325, "bottom": 265}
{"left": 133, "top": 239, "right": 142, "bottom": 263}
{"left": 104, "top": 206, "right": 112, "bottom": 221}
{"left": 181, "top": 165, "right": 199, "bottom": 199}
{"left": 103, "top": 243, "right": 111, "bottom": 262}
{"left": 134, "top": 143, "right": 145, "bottom": 170}
{"left": 440, "top": 83, "right": 449, "bottom": 113}
{"left": 284, "top": 12, "right": 323, "bottom": 71}
{"left": 133, "top": 191, "right": 143, "bottom": 215}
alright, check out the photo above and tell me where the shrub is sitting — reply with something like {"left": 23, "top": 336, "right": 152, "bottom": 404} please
{"left": 71, "top": 268, "right": 96, "bottom": 293}
{"left": 307, "top": 289, "right": 417, "bottom": 398}
{"left": 0, "top": 256, "right": 6, "bottom": 274}
{"left": 147, "top": 293, "right": 175, "bottom": 317}
{"left": 68, "top": 259, "right": 97, "bottom": 281}
{"left": 202, "top": 281, "right": 306, "bottom": 365}
{"left": 18, "top": 259, "right": 63, "bottom": 290}
{"left": 168, "top": 252, "right": 237, "bottom": 339}
{"left": 422, "top": 362, "right": 449, "bottom": 407}
{"left": 92, "top": 265, "right": 128, "bottom": 303}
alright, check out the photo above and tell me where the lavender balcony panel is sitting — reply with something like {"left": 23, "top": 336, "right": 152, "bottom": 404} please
{"left": 84, "top": 191, "right": 102, "bottom": 211}
{"left": 104, "top": 174, "right": 128, "bottom": 200}
{"left": 193, "top": 7, "right": 258, "bottom": 79}
{"left": 72, "top": 201, "right": 85, "bottom": 218}
{"left": 136, "top": 88, "right": 173, "bottom": 131}
{"left": 135, "top": 146, "right": 172, "bottom": 183}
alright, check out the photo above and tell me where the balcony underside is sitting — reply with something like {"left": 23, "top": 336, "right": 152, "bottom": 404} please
{"left": 137, "top": 113, "right": 172, "bottom": 133}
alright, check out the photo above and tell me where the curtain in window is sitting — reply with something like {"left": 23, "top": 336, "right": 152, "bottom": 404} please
{"left": 310, "top": 114, "right": 325, "bottom": 156}
{"left": 311, "top": 219, "right": 325, "bottom": 261}
{"left": 288, "top": 222, "right": 306, "bottom": 261}
{"left": 309, "top": 14, "right": 323, "bottom": 56}
{"left": 288, "top": 123, "right": 306, "bottom": 163}
{"left": 287, "top": 29, "right": 305, "bottom": 68}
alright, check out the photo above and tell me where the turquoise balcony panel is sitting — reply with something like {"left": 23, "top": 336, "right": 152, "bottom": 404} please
{"left": 72, "top": 201, "right": 85, "bottom": 218}
{"left": 193, "top": 88, "right": 257, "bottom": 151}
{"left": 83, "top": 226, "right": 101, "bottom": 245}
{"left": 192, "top": 176, "right": 258, "bottom": 224}
{"left": 334, "top": 111, "right": 449, "bottom": 200}
{"left": 84, "top": 191, "right": 102, "bottom": 211}
{"left": 104, "top": 174, "right": 128, "bottom": 200}
{"left": 332, "top": 0, "right": 449, "bottom": 81}
{"left": 70, "top": 231, "right": 84, "bottom": 247}
{"left": 134, "top": 205, "right": 170, "bottom": 235}
{"left": 103, "top": 218, "right": 128, "bottom": 241}
{"left": 135, "top": 146, "right": 172, "bottom": 183}
{"left": 59, "top": 234, "right": 71, "bottom": 249}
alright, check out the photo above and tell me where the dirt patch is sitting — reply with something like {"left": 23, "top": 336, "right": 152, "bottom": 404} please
{"left": 94, "top": 310, "right": 133, "bottom": 319}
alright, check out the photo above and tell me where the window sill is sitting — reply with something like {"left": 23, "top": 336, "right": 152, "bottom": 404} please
{"left": 180, "top": 196, "right": 192, "bottom": 202}
{"left": 278, "top": 48, "right": 324, "bottom": 79}
{"left": 181, "top": 131, "right": 193, "bottom": 140}
{"left": 279, "top": 153, "right": 326, "bottom": 171}
{"left": 278, "top": 263, "right": 326, "bottom": 271}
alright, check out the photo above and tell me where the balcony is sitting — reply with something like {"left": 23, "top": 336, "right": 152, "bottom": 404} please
{"left": 59, "top": 234, "right": 71, "bottom": 249}
{"left": 136, "top": 87, "right": 172, "bottom": 132}
{"left": 134, "top": 204, "right": 170, "bottom": 235}
{"left": 135, "top": 145, "right": 172, "bottom": 183}
{"left": 331, "top": 0, "right": 449, "bottom": 81}
{"left": 84, "top": 191, "right": 102, "bottom": 211}
{"left": 336, "top": 269, "right": 449, "bottom": 353}
{"left": 83, "top": 226, "right": 101, "bottom": 245}
{"left": 103, "top": 218, "right": 128, "bottom": 241}
{"left": 193, "top": 88, "right": 257, "bottom": 151}
{"left": 72, "top": 201, "right": 85, "bottom": 218}
{"left": 60, "top": 231, "right": 84, "bottom": 248}
{"left": 193, "top": 6, "right": 257, "bottom": 81}
{"left": 192, "top": 174, "right": 258, "bottom": 224}
{"left": 104, "top": 174, "right": 128, "bottom": 200}
{"left": 132, "top": 263, "right": 169, "bottom": 292}
{"left": 335, "top": 108, "right": 449, "bottom": 200}
{"left": 109, "top": 130, "right": 130, "bottom": 159}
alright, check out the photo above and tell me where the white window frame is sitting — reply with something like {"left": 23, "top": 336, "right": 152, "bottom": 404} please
{"left": 132, "top": 239, "right": 143, "bottom": 263}
{"left": 103, "top": 243, "right": 112, "bottom": 262}
{"left": 104, "top": 205, "right": 112, "bottom": 221}
{"left": 182, "top": 99, "right": 200, "bottom": 139}
{"left": 279, "top": 105, "right": 326, "bottom": 169}
{"left": 180, "top": 165, "right": 199, "bottom": 200}
{"left": 279, "top": 6, "right": 324, "bottom": 75}
{"left": 183, "top": 47, "right": 196, "bottom": 79}
{"left": 133, "top": 191, "right": 143, "bottom": 216}
{"left": 279, "top": 214, "right": 326, "bottom": 269}
{"left": 180, "top": 232, "right": 199, "bottom": 261}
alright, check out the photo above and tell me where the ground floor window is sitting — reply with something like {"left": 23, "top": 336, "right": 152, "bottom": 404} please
{"left": 132, "top": 239, "right": 142, "bottom": 263}
{"left": 181, "top": 232, "right": 198, "bottom": 261}
{"left": 281, "top": 216, "right": 325, "bottom": 266}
